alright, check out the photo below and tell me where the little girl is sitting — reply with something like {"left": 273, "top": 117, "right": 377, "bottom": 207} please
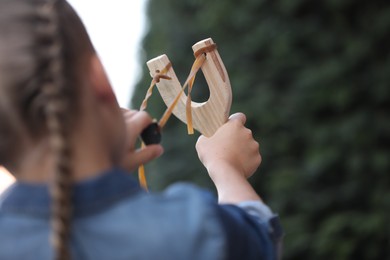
{"left": 0, "top": 0, "right": 282, "bottom": 259}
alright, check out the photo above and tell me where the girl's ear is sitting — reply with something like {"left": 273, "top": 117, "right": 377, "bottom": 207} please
{"left": 89, "top": 55, "right": 116, "bottom": 102}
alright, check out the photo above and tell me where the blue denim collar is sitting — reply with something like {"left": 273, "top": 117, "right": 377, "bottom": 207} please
{"left": 0, "top": 167, "right": 144, "bottom": 218}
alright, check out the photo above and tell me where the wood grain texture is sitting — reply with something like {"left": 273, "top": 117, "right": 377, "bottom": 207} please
{"left": 147, "top": 38, "right": 232, "bottom": 137}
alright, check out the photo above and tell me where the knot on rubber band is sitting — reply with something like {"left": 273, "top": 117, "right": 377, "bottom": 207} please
{"left": 153, "top": 74, "right": 171, "bottom": 83}
{"left": 194, "top": 43, "right": 217, "bottom": 58}
{"left": 153, "top": 62, "right": 172, "bottom": 83}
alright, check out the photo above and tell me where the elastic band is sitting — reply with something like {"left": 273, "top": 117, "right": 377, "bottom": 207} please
{"left": 140, "top": 62, "right": 172, "bottom": 111}
{"left": 138, "top": 143, "right": 148, "bottom": 191}
{"left": 158, "top": 54, "right": 206, "bottom": 129}
{"left": 193, "top": 43, "right": 217, "bottom": 58}
{"left": 153, "top": 62, "right": 172, "bottom": 83}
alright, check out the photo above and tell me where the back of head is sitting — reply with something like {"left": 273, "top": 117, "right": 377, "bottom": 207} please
{"left": 0, "top": 0, "right": 95, "bottom": 259}
{"left": 0, "top": 0, "right": 94, "bottom": 168}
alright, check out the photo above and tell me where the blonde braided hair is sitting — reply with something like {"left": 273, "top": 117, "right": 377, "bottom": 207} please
{"left": 0, "top": 0, "right": 96, "bottom": 259}
{"left": 38, "top": 1, "right": 73, "bottom": 259}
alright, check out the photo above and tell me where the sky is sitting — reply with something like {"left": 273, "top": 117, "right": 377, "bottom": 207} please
{"left": 0, "top": 0, "right": 148, "bottom": 193}
{"left": 67, "top": 0, "right": 147, "bottom": 108}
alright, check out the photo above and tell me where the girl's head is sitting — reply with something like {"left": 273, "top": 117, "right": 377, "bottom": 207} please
{"left": 0, "top": 0, "right": 95, "bottom": 170}
{"left": 0, "top": 0, "right": 125, "bottom": 259}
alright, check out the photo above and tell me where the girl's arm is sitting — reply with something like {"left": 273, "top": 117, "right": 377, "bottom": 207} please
{"left": 196, "top": 113, "right": 263, "bottom": 204}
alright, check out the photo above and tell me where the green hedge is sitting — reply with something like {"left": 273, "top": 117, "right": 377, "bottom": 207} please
{"left": 132, "top": 0, "right": 390, "bottom": 258}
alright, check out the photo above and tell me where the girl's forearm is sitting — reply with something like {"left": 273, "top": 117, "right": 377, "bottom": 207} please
{"left": 207, "top": 163, "right": 262, "bottom": 204}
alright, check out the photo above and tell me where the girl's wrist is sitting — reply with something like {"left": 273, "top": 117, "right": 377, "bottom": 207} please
{"left": 206, "top": 163, "right": 262, "bottom": 204}
{"left": 206, "top": 161, "right": 244, "bottom": 182}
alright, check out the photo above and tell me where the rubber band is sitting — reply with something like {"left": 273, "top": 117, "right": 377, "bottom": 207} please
{"left": 138, "top": 142, "right": 149, "bottom": 191}
{"left": 187, "top": 43, "right": 217, "bottom": 134}
{"left": 185, "top": 54, "right": 205, "bottom": 134}
{"left": 193, "top": 43, "right": 217, "bottom": 58}
{"left": 158, "top": 53, "right": 206, "bottom": 129}
{"left": 138, "top": 63, "right": 171, "bottom": 191}
{"left": 138, "top": 164, "right": 147, "bottom": 190}
{"left": 140, "top": 62, "right": 172, "bottom": 111}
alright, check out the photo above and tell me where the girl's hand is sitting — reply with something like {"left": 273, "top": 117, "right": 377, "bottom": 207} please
{"left": 120, "top": 109, "right": 163, "bottom": 172}
{"left": 196, "top": 112, "right": 262, "bottom": 203}
{"left": 196, "top": 113, "right": 261, "bottom": 181}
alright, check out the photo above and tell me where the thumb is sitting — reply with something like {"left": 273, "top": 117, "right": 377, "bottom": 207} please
{"left": 122, "top": 145, "right": 164, "bottom": 172}
{"left": 229, "top": 112, "right": 247, "bottom": 125}
{"left": 134, "top": 145, "right": 164, "bottom": 165}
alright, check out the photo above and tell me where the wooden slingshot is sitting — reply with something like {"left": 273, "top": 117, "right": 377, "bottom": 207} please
{"left": 146, "top": 38, "right": 232, "bottom": 137}
{"left": 138, "top": 38, "right": 232, "bottom": 190}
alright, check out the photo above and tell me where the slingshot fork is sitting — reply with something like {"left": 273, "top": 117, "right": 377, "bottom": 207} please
{"left": 146, "top": 38, "right": 232, "bottom": 137}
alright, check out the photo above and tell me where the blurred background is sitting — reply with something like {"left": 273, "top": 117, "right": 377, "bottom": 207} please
{"left": 1, "top": 0, "right": 389, "bottom": 259}
{"left": 132, "top": 0, "right": 390, "bottom": 259}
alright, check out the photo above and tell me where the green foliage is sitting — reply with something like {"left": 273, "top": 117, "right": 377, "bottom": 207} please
{"left": 132, "top": 0, "right": 390, "bottom": 258}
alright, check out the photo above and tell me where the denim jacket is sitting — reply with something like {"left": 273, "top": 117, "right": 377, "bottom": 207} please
{"left": 0, "top": 168, "right": 283, "bottom": 260}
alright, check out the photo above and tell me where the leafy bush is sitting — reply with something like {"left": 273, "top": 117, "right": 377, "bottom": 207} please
{"left": 132, "top": 0, "right": 390, "bottom": 258}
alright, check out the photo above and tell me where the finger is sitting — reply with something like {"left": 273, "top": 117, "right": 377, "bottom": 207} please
{"left": 128, "top": 111, "right": 154, "bottom": 135}
{"left": 229, "top": 112, "right": 247, "bottom": 125}
{"left": 132, "top": 145, "right": 164, "bottom": 166}
{"left": 123, "top": 109, "right": 138, "bottom": 119}
{"left": 195, "top": 135, "right": 207, "bottom": 150}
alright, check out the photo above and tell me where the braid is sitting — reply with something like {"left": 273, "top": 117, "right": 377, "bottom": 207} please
{"left": 37, "top": 1, "right": 73, "bottom": 259}
{"left": 1, "top": 0, "right": 96, "bottom": 258}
